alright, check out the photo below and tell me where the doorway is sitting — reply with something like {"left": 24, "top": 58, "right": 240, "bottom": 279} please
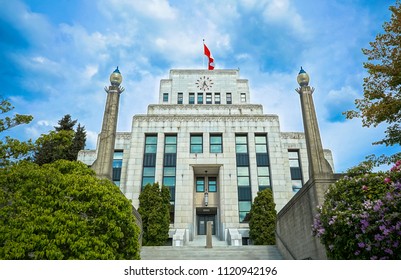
{"left": 197, "top": 214, "right": 216, "bottom": 235}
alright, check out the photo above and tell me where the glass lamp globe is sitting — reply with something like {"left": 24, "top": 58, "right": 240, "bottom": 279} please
{"left": 297, "top": 67, "right": 309, "bottom": 87}
{"left": 110, "top": 67, "right": 122, "bottom": 86}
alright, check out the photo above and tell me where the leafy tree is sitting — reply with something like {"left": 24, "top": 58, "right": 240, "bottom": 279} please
{"left": 34, "top": 114, "right": 86, "bottom": 164}
{"left": 0, "top": 98, "right": 33, "bottom": 167}
{"left": 138, "top": 183, "right": 170, "bottom": 246}
{"left": 345, "top": 1, "right": 401, "bottom": 164}
{"left": 0, "top": 160, "right": 140, "bottom": 260}
{"left": 312, "top": 161, "right": 401, "bottom": 259}
{"left": 249, "top": 188, "right": 277, "bottom": 245}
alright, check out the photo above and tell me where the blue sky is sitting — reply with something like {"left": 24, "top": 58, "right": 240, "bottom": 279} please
{"left": 1, "top": 0, "right": 399, "bottom": 172}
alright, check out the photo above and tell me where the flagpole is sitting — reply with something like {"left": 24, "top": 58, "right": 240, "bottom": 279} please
{"left": 202, "top": 39, "right": 205, "bottom": 69}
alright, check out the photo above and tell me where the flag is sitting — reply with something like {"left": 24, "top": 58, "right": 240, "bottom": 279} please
{"left": 203, "top": 43, "right": 215, "bottom": 70}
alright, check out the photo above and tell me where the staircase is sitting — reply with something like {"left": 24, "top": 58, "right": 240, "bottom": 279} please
{"left": 140, "top": 236, "right": 284, "bottom": 260}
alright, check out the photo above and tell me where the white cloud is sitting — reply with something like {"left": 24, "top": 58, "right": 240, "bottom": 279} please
{"left": 84, "top": 65, "right": 99, "bottom": 80}
{"left": 37, "top": 120, "right": 51, "bottom": 127}
{"left": 322, "top": 119, "right": 392, "bottom": 172}
{"left": 250, "top": 70, "right": 304, "bottom": 132}
{"left": 102, "top": 0, "right": 177, "bottom": 20}
{"left": 85, "top": 130, "right": 99, "bottom": 150}
{"left": 0, "top": 0, "right": 54, "bottom": 47}
{"left": 239, "top": 0, "right": 307, "bottom": 36}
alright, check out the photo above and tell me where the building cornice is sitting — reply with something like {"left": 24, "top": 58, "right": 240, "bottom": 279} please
{"left": 147, "top": 104, "right": 265, "bottom": 115}
{"left": 133, "top": 114, "right": 279, "bottom": 123}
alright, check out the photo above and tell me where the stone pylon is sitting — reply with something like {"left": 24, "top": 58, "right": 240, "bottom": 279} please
{"left": 91, "top": 67, "right": 125, "bottom": 180}
{"left": 296, "top": 67, "right": 333, "bottom": 179}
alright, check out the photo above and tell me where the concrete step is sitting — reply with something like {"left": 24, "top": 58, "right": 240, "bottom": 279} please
{"left": 140, "top": 245, "right": 284, "bottom": 260}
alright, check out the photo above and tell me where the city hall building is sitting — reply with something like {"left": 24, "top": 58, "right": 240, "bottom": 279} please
{"left": 78, "top": 69, "right": 334, "bottom": 244}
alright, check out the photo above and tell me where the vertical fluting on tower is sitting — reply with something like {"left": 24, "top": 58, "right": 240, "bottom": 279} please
{"left": 91, "top": 67, "right": 125, "bottom": 180}
{"left": 296, "top": 67, "right": 333, "bottom": 179}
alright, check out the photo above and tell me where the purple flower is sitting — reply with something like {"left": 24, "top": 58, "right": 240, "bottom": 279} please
{"left": 385, "top": 192, "right": 394, "bottom": 201}
{"left": 360, "top": 219, "right": 369, "bottom": 228}
{"left": 362, "top": 185, "right": 368, "bottom": 191}
{"left": 354, "top": 250, "right": 360, "bottom": 256}
{"left": 384, "top": 248, "right": 393, "bottom": 255}
{"left": 373, "top": 200, "right": 383, "bottom": 211}
{"left": 380, "top": 225, "right": 391, "bottom": 235}
{"left": 393, "top": 241, "right": 399, "bottom": 248}
{"left": 370, "top": 255, "right": 378, "bottom": 260}
{"left": 358, "top": 242, "right": 365, "bottom": 248}
{"left": 374, "top": 234, "right": 384, "bottom": 241}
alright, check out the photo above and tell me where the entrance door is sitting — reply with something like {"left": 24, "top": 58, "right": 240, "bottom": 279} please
{"left": 197, "top": 215, "right": 216, "bottom": 235}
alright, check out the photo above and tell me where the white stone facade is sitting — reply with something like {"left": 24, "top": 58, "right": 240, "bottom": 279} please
{"left": 78, "top": 69, "right": 334, "bottom": 244}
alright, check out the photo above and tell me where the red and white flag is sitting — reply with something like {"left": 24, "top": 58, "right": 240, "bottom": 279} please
{"left": 203, "top": 43, "right": 215, "bottom": 70}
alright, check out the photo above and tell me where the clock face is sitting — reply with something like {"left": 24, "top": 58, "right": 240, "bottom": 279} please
{"left": 195, "top": 76, "right": 213, "bottom": 91}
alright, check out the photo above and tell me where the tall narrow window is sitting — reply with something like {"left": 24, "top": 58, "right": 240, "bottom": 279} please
{"left": 142, "top": 135, "right": 157, "bottom": 189}
{"left": 255, "top": 134, "right": 271, "bottom": 191}
{"left": 164, "top": 135, "right": 177, "bottom": 223}
{"left": 177, "top": 92, "right": 183, "bottom": 104}
{"left": 210, "top": 134, "right": 223, "bottom": 153}
{"left": 236, "top": 134, "right": 251, "bottom": 223}
{"left": 240, "top": 93, "right": 246, "bottom": 103}
{"left": 206, "top": 93, "right": 212, "bottom": 104}
{"left": 226, "top": 93, "right": 232, "bottom": 104}
{"left": 190, "top": 134, "right": 203, "bottom": 153}
{"left": 189, "top": 93, "right": 195, "bottom": 104}
{"left": 163, "top": 93, "right": 169, "bottom": 102}
{"left": 215, "top": 93, "right": 221, "bottom": 104}
{"left": 197, "top": 93, "right": 203, "bottom": 104}
{"left": 288, "top": 150, "right": 303, "bottom": 192}
{"left": 113, "top": 150, "right": 123, "bottom": 186}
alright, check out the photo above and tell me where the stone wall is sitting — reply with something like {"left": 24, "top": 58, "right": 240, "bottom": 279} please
{"left": 275, "top": 174, "right": 341, "bottom": 259}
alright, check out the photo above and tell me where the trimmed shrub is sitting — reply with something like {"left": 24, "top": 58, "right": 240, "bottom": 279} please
{"left": 249, "top": 188, "right": 277, "bottom": 245}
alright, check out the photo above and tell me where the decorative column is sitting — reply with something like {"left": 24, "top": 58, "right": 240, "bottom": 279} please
{"left": 91, "top": 67, "right": 125, "bottom": 180}
{"left": 295, "top": 67, "right": 333, "bottom": 179}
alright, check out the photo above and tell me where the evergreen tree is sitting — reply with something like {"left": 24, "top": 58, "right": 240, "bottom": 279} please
{"left": 0, "top": 98, "right": 34, "bottom": 167}
{"left": 249, "top": 189, "right": 277, "bottom": 245}
{"left": 138, "top": 183, "right": 170, "bottom": 246}
{"left": 345, "top": 1, "right": 401, "bottom": 164}
{"left": 0, "top": 160, "right": 140, "bottom": 259}
{"left": 54, "top": 114, "right": 76, "bottom": 131}
{"left": 34, "top": 115, "right": 86, "bottom": 164}
{"left": 69, "top": 124, "right": 86, "bottom": 161}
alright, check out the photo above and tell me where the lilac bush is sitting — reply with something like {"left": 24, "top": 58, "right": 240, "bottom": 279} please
{"left": 312, "top": 161, "right": 401, "bottom": 259}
